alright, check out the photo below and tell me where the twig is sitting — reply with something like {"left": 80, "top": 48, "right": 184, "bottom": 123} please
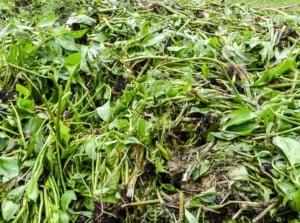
{"left": 252, "top": 199, "right": 278, "bottom": 223}
{"left": 121, "top": 199, "right": 161, "bottom": 208}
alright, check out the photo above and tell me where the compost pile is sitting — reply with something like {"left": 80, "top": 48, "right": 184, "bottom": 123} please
{"left": 1, "top": 0, "right": 300, "bottom": 222}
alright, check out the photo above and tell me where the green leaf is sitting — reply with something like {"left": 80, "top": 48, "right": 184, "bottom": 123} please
{"left": 137, "top": 118, "right": 150, "bottom": 140}
{"left": 1, "top": 198, "right": 19, "bottom": 220}
{"left": 227, "top": 166, "right": 249, "bottom": 181}
{"left": 192, "top": 160, "right": 210, "bottom": 180}
{"left": 253, "top": 56, "right": 297, "bottom": 86}
{"left": 273, "top": 136, "right": 300, "bottom": 166}
{"left": 64, "top": 53, "right": 81, "bottom": 74}
{"left": 96, "top": 101, "right": 111, "bottom": 122}
{"left": 223, "top": 109, "right": 256, "bottom": 129}
{"left": 24, "top": 117, "right": 43, "bottom": 136}
{"left": 289, "top": 189, "right": 300, "bottom": 212}
{"left": 0, "top": 137, "right": 8, "bottom": 151}
{"left": 60, "top": 121, "right": 70, "bottom": 144}
{"left": 60, "top": 212, "right": 70, "bottom": 223}
{"left": 83, "top": 138, "right": 97, "bottom": 160}
{"left": 122, "top": 136, "right": 140, "bottom": 145}
{"left": 56, "top": 36, "right": 78, "bottom": 51}
{"left": 61, "top": 190, "right": 77, "bottom": 211}
{"left": 185, "top": 209, "right": 198, "bottom": 223}
{"left": 17, "top": 98, "right": 34, "bottom": 113}
{"left": 16, "top": 83, "right": 30, "bottom": 96}
{"left": 37, "top": 13, "right": 57, "bottom": 28}
{"left": 143, "top": 33, "right": 169, "bottom": 47}
{"left": 226, "top": 122, "right": 259, "bottom": 135}
{"left": 66, "top": 15, "right": 96, "bottom": 26}
{"left": 201, "top": 64, "right": 210, "bottom": 78}
{"left": 26, "top": 174, "right": 39, "bottom": 201}
{"left": 0, "top": 157, "right": 19, "bottom": 178}
{"left": 7, "top": 185, "right": 26, "bottom": 201}
{"left": 149, "top": 80, "right": 170, "bottom": 97}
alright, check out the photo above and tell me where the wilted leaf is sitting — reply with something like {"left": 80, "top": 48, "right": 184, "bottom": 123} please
{"left": 0, "top": 157, "right": 19, "bottom": 178}
{"left": 143, "top": 33, "right": 169, "bottom": 47}
{"left": 66, "top": 15, "right": 96, "bottom": 26}
{"left": 83, "top": 137, "right": 97, "bottom": 159}
{"left": 185, "top": 209, "right": 198, "bottom": 223}
{"left": 96, "top": 101, "right": 111, "bottom": 122}
{"left": 273, "top": 136, "right": 300, "bottom": 166}
{"left": 227, "top": 166, "right": 249, "bottom": 181}
{"left": 61, "top": 190, "right": 77, "bottom": 211}
{"left": 1, "top": 198, "right": 19, "bottom": 220}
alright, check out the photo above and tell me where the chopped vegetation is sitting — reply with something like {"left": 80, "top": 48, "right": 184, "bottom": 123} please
{"left": 1, "top": 0, "right": 300, "bottom": 222}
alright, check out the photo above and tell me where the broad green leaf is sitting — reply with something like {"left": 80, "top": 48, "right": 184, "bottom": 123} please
{"left": 289, "top": 189, "right": 300, "bottom": 212}
{"left": 17, "top": 98, "right": 34, "bottom": 113}
{"left": 66, "top": 15, "right": 96, "bottom": 26}
{"left": 61, "top": 190, "right": 77, "bottom": 211}
{"left": 56, "top": 36, "right": 78, "bottom": 51}
{"left": 0, "top": 137, "right": 8, "bottom": 151}
{"left": 166, "top": 87, "right": 178, "bottom": 97}
{"left": 209, "top": 37, "right": 219, "bottom": 48}
{"left": 96, "top": 101, "right": 111, "bottom": 122}
{"left": 28, "top": 132, "right": 45, "bottom": 154}
{"left": 7, "top": 185, "right": 26, "bottom": 201}
{"left": 16, "top": 83, "right": 30, "bottom": 96}
{"left": 37, "top": 13, "right": 56, "bottom": 28}
{"left": 226, "top": 122, "right": 259, "bottom": 135}
{"left": 1, "top": 198, "right": 19, "bottom": 220}
{"left": 227, "top": 166, "right": 249, "bottom": 181}
{"left": 137, "top": 118, "right": 150, "bottom": 139}
{"left": 60, "top": 212, "right": 70, "bottom": 223}
{"left": 185, "top": 209, "right": 198, "bottom": 223}
{"left": 0, "top": 157, "right": 19, "bottom": 178}
{"left": 71, "top": 29, "right": 88, "bottom": 39}
{"left": 253, "top": 56, "right": 297, "bottom": 86}
{"left": 60, "top": 121, "right": 70, "bottom": 144}
{"left": 273, "top": 136, "right": 300, "bottom": 166}
{"left": 149, "top": 80, "right": 170, "bottom": 97}
{"left": 143, "top": 33, "right": 168, "bottom": 47}
{"left": 26, "top": 174, "right": 39, "bottom": 201}
{"left": 24, "top": 117, "right": 43, "bottom": 136}
{"left": 64, "top": 53, "right": 81, "bottom": 68}
{"left": 83, "top": 138, "right": 96, "bottom": 160}
{"left": 277, "top": 181, "right": 296, "bottom": 206}
{"left": 122, "top": 136, "right": 140, "bottom": 145}
{"left": 223, "top": 109, "right": 256, "bottom": 129}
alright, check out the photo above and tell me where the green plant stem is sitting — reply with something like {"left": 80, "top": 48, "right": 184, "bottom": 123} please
{"left": 154, "top": 1, "right": 187, "bottom": 17}
{"left": 10, "top": 103, "right": 26, "bottom": 146}
{"left": 12, "top": 197, "right": 28, "bottom": 223}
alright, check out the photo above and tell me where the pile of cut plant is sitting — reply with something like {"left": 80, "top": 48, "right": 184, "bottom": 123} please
{"left": 1, "top": 0, "right": 300, "bottom": 222}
